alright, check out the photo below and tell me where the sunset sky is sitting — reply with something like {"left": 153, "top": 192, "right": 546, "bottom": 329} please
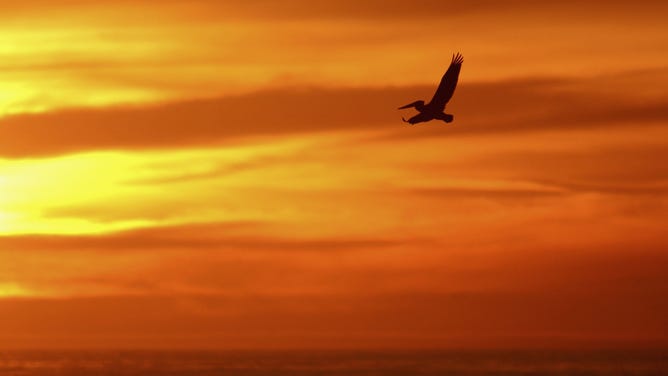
{"left": 1, "top": 0, "right": 667, "bottom": 349}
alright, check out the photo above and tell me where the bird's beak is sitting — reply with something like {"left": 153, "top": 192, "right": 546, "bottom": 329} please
{"left": 398, "top": 102, "right": 416, "bottom": 110}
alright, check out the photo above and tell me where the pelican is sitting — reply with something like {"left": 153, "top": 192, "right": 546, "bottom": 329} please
{"left": 399, "top": 53, "right": 464, "bottom": 125}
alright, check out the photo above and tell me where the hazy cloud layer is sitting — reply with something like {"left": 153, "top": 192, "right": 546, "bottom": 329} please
{"left": 0, "top": 222, "right": 407, "bottom": 252}
{"left": 7, "top": 0, "right": 664, "bottom": 21}
{"left": 2, "top": 249, "right": 667, "bottom": 349}
{"left": 2, "top": 70, "right": 667, "bottom": 158}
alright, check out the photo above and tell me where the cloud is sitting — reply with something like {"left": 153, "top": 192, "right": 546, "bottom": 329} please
{"left": 109, "top": 0, "right": 668, "bottom": 21}
{"left": 468, "top": 144, "right": 668, "bottom": 187}
{"left": 125, "top": 154, "right": 298, "bottom": 185}
{"left": 1, "top": 279, "right": 666, "bottom": 349}
{"left": 3, "top": 0, "right": 667, "bottom": 22}
{"left": 0, "top": 222, "right": 407, "bottom": 252}
{"left": 0, "top": 87, "right": 413, "bottom": 158}
{"left": 2, "top": 69, "right": 667, "bottom": 158}
{"left": 410, "top": 186, "right": 565, "bottom": 200}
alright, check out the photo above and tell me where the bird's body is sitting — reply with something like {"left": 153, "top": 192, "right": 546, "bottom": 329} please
{"left": 399, "top": 53, "right": 463, "bottom": 125}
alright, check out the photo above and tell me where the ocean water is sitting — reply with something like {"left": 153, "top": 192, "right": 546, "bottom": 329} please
{"left": 0, "top": 349, "right": 666, "bottom": 375}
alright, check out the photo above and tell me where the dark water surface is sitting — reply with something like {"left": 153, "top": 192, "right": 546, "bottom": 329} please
{"left": 0, "top": 349, "right": 666, "bottom": 375}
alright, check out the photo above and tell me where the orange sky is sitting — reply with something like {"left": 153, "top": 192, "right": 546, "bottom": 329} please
{"left": 1, "top": 0, "right": 667, "bottom": 349}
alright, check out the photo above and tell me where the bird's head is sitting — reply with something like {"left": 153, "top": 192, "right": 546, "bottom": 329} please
{"left": 398, "top": 100, "right": 424, "bottom": 110}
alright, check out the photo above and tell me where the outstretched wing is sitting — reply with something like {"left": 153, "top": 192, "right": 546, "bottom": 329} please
{"left": 427, "top": 53, "right": 463, "bottom": 111}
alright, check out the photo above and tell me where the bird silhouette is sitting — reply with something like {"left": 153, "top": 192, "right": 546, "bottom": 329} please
{"left": 399, "top": 53, "right": 463, "bottom": 125}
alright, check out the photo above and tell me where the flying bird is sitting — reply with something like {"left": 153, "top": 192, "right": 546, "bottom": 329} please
{"left": 399, "top": 53, "right": 464, "bottom": 125}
